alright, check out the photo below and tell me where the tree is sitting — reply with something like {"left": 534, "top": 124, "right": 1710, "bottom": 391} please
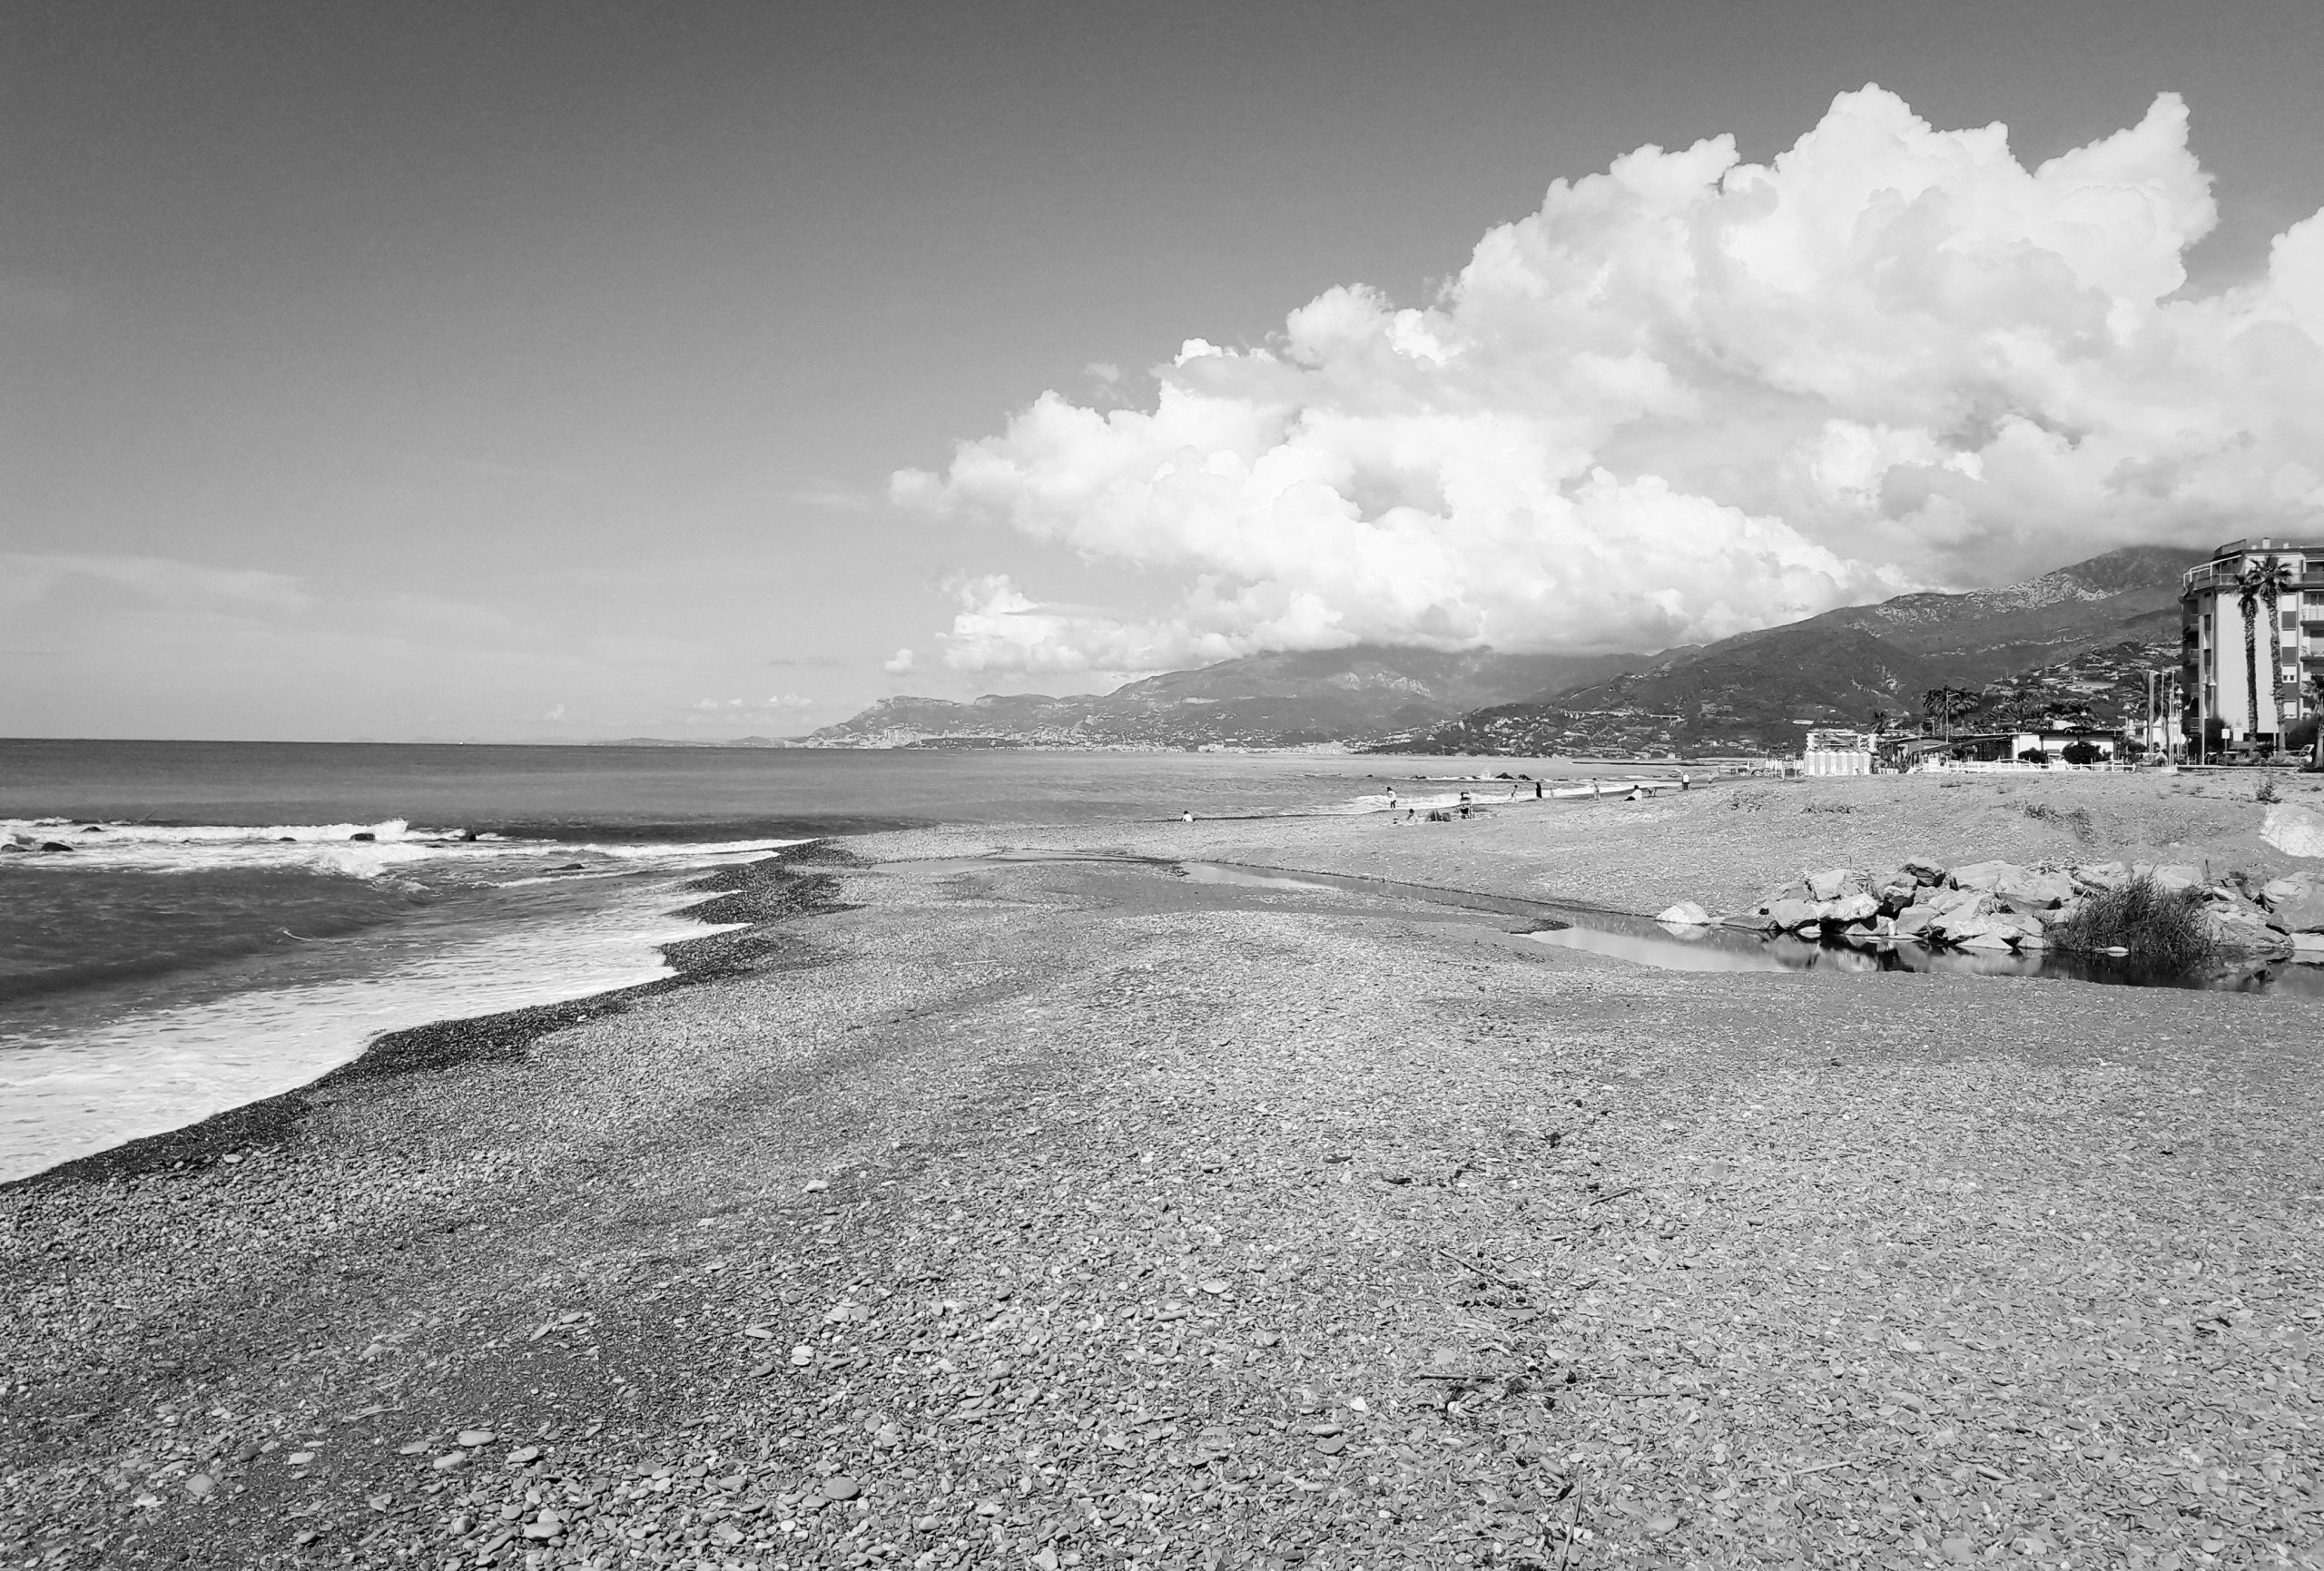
{"left": 2061, "top": 740, "right": 2105, "bottom": 766}
{"left": 1921, "top": 685, "right": 1979, "bottom": 741}
{"left": 2256, "top": 555, "right": 2299, "bottom": 737}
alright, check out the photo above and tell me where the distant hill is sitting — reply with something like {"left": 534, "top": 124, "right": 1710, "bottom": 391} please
{"left": 1371, "top": 545, "right": 2200, "bottom": 756}
{"left": 803, "top": 647, "right": 1653, "bottom": 749}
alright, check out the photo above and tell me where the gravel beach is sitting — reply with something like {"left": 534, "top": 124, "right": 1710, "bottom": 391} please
{"left": 5, "top": 772, "right": 2322, "bottom": 1570}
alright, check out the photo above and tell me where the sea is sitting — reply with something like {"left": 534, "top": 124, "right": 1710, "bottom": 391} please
{"left": 0, "top": 740, "right": 1614, "bottom": 1183}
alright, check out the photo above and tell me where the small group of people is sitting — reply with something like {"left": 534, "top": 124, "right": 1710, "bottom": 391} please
{"left": 1382, "top": 769, "right": 1691, "bottom": 820}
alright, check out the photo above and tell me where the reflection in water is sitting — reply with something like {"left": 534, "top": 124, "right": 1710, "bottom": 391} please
{"left": 1526, "top": 925, "right": 1790, "bottom": 973}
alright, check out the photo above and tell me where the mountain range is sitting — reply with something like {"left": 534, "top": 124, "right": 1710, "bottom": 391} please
{"left": 800, "top": 648, "right": 1653, "bottom": 749}
{"left": 798, "top": 545, "right": 2201, "bottom": 754}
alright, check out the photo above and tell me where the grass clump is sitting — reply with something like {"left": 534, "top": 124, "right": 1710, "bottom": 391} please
{"left": 2052, "top": 874, "right": 2216, "bottom": 970}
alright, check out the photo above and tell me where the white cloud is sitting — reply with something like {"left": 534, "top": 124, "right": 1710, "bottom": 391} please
{"left": 881, "top": 647, "right": 917, "bottom": 673}
{"left": 894, "top": 86, "right": 2324, "bottom": 673}
{"left": 681, "top": 693, "right": 818, "bottom": 727}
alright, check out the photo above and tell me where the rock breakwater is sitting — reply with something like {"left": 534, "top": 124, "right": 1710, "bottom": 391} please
{"left": 1722, "top": 859, "right": 2324, "bottom": 961}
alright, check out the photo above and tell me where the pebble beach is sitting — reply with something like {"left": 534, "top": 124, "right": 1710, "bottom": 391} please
{"left": 5, "top": 772, "right": 2323, "bottom": 1570}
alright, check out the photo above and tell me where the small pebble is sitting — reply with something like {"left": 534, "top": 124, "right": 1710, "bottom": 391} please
{"left": 457, "top": 1429, "right": 496, "bottom": 1447}
{"left": 184, "top": 1474, "right": 214, "bottom": 1498}
{"left": 820, "top": 1476, "right": 862, "bottom": 1501}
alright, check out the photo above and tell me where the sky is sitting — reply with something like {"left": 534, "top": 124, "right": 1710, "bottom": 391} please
{"left": 5, "top": 0, "right": 2323, "bottom": 741}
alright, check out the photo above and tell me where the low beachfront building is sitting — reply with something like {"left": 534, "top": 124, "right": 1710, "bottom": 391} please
{"left": 1801, "top": 728, "right": 1873, "bottom": 776}
{"left": 2181, "top": 537, "right": 2324, "bottom": 754}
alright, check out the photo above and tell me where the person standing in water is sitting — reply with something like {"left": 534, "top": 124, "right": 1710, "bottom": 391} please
{"left": 1384, "top": 785, "right": 1397, "bottom": 812}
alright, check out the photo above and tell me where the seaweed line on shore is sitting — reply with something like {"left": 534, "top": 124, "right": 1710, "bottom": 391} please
{"left": 1, "top": 841, "right": 863, "bottom": 1194}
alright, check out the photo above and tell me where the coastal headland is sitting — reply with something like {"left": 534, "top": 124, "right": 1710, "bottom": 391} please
{"left": 5, "top": 772, "right": 2322, "bottom": 1568}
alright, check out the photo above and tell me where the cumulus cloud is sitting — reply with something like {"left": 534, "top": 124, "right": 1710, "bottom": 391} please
{"left": 893, "top": 86, "right": 2324, "bottom": 674}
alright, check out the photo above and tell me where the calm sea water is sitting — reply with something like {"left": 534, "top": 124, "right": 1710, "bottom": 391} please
{"left": 1, "top": 740, "right": 1585, "bottom": 1182}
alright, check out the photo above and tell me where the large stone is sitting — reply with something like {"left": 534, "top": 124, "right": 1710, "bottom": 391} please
{"left": 1804, "top": 868, "right": 1860, "bottom": 901}
{"left": 1902, "top": 856, "right": 1947, "bottom": 883}
{"left": 2293, "top": 932, "right": 2324, "bottom": 962}
{"left": 1826, "top": 892, "right": 1878, "bottom": 922}
{"left": 2262, "top": 802, "right": 2324, "bottom": 859}
{"left": 2260, "top": 873, "right": 2324, "bottom": 933}
{"left": 1869, "top": 870, "right": 1920, "bottom": 910}
{"left": 1931, "top": 910, "right": 2005, "bottom": 945}
{"left": 1656, "top": 901, "right": 1713, "bottom": 928}
{"left": 1925, "top": 885, "right": 1993, "bottom": 918}
{"left": 1948, "top": 859, "right": 2021, "bottom": 892}
{"left": 1994, "top": 867, "right": 2076, "bottom": 908}
{"left": 1766, "top": 898, "right": 1826, "bottom": 932}
{"left": 2135, "top": 863, "right": 2203, "bottom": 892}
{"left": 1893, "top": 904, "right": 1937, "bottom": 937}
{"left": 2203, "top": 905, "right": 2292, "bottom": 957}
{"left": 2071, "top": 861, "right": 2131, "bottom": 894}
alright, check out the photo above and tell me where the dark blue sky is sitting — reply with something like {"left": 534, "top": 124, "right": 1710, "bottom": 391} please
{"left": 5, "top": 0, "right": 2320, "bottom": 738}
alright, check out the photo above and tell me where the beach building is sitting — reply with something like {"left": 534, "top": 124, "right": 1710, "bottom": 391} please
{"left": 2180, "top": 538, "right": 2324, "bottom": 753}
{"left": 1800, "top": 728, "right": 1873, "bottom": 776}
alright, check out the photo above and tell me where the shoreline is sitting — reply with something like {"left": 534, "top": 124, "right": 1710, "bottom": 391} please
{"left": 5, "top": 772, "right": 2322, "bottom": 1567}
{"left": 0, "top": 845, "right": 858, "bottom": 1194}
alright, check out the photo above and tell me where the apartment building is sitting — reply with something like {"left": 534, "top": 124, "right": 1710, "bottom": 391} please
{"left": 2180, "top": 537, "right": 2324, "bottom": 751}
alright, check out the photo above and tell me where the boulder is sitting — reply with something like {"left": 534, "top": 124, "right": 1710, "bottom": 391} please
{"left": 2203, "top": 905, "right": 2292, "bottom": 957}
{"left": 1901, "top": 856, "right": 1947, "bottom": 883}
{"left": 2072, "top": 861, "right": 2131, "bottom": 894}
{"left": 2135, "top": 863, "right": 2202, "bottom": 893}
{"left": 1803, "top": 868, "right": 1860, "bottom": 902}
{"left": 1948, "top": 859, "right": 2021, "bottom": 892}
{"left": 2293, "top": 932, "right": 2324, "bottom": 962}
{"left": 1655, "top": 901, "right": 1713, "bottom": 928}
{"left": 1994, "top": 867, "right": 2076, "bottom": 908}
{"left": 1721, "top": 910, "right": 1779, "bottom": 932}
{"left": 1766, "top": 898, "right": 1827, "bottom": 932}
{"left": 2261, "top": 802, "right": 2324, "bottom": 859}
{"left": 2259, "top": 873, "right": 2324, "bottom": 933}
{"left": 1869, "top": 870, "right": 1920, "bottom": 910}
{"left": 1931, "top": 910, "right": 2005, "bottom": 945}
{"left": 1925, "top": 885, "right": 1993, "bottom": 918}
{"left": 1952, "top": 925, "right": 2020, "bottom": 951}
{"left": 1826, "top": 892, "right": 1878, "bottom": 923}
{"left": 1893, "top": 904, "right": 1937, "bottom": 937}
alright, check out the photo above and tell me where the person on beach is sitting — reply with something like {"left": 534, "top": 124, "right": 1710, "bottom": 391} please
{"left": 1680, "top": 771, "right": 1691, "bottom": 791}
{"left": 1385, "top": 786, "right": 1397, "bottom": 811}
{"left": 1458, "top": 790, "right": 1472, "bottom": 819}
{"left": 1534, "top": 780, "right": 1544, "bottom": 799}
{"left": 1182, "top": 810, "right": 1194, "bottom": 822}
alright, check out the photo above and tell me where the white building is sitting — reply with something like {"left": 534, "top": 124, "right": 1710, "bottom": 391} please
{"left": 1801, "top": 728, "right": 1872, "bottom": 776}
{"left": 2181, "top": 538, "right": 2324, "bottom": 752}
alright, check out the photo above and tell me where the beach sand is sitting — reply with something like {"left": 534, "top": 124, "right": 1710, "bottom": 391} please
{"left": 5, "top": 772, "right": 2322, "bottom": 1568}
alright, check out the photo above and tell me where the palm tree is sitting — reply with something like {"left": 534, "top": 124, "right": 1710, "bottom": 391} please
{"left": 2237, "top": 562, "right": 2265, "bottom": 742}
{"left": 2257, "top": 555, "right": 2298, "bottom": 744}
